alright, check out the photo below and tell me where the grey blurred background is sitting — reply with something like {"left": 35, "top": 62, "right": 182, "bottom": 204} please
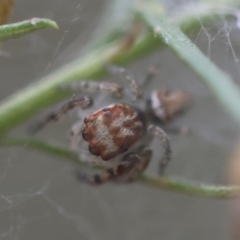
{"left": 0, "top": 0, "right": 240, "bottom": 239}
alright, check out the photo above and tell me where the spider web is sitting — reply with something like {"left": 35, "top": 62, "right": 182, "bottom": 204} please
{"left": 0, "top": 0, "right": 240, "bottom": 239}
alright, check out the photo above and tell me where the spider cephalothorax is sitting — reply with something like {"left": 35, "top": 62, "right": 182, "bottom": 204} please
{"left": 33, "top": 65, "right": 191, "bottom": 185}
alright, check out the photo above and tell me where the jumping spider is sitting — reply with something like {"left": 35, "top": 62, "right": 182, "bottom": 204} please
{"left": 33, "top": 65, "right": 191, "bottom": 185}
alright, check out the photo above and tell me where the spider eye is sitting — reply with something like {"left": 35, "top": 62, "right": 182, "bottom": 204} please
{"left": 120, "top": 144, "right": 129, "bottom": 152}
{"left": 163, "top": 90, "right": 170, "bottom": 97}
{"left": 82, "top": 130, "right": 88, "bottom": 141}
{"left": 102, "top": 107, "right": 109, "bottom": 112}
{"left": 84, "top": 117, "right": 88, "bottom": 124}
{"left": 88, "top": 145, "right": 100, "bottom": 156}
{"left": 146, "top": 98, "right": 152, "bottom": 106}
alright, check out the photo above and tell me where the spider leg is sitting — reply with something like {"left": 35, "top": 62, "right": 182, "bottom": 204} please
{"left": 163, "top": 125, "right": 190, "bottom": 135}
{"left": 69, "top": 121, "right": 83, "bottom": 150}
{"left": 120, "top": 148, "right": 152, "bottom": 183}
{"left": 31, "top": 95, "right": 92, "bottom": 133}
{"left": 148, "top": 125, "right": 172, "bottom": 175}
{"left": 142, "top": 66, "right": 158, "bottom": 88}
{"left": 104, "top": 64, "right": 143, "bottom": 101}
{"left": 75, "top": 153, "right": 143, "bottom": 185}
{"left": 59, "top": 81, "right": 123, "bottom": 98}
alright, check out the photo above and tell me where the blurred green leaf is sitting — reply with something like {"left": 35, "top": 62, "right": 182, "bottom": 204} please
{"left": 0, "top": 18, "right": 58, "bottom": 42}
{"left": 137, "top": 1, "right": 240, "bottom": 123}
{"left": 1, "top": 136, "right": 240, "bottom": 199}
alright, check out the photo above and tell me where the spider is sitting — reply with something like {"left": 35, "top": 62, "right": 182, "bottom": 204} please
{"left": 33, "top": 65, "right": 191, "bottom": 185}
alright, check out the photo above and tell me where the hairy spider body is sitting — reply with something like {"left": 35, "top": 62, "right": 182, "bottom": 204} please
{"left": 82, "top": 104, "right": 145, "bottom": 161}
{"left": 148, "top": 89, "right": 191, "bottom": 123}
{"left": 33, "top": 65, "right": 191, "bottom": 185}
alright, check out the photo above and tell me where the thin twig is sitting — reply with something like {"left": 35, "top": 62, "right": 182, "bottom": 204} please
{"left": 0, "top": 18, "right": 58, "bottom": 42}
{"left": 136, "top": 1, "right": 240, "bottom": 124}
{"left": 0, "top": 3, "right": 239, "bottom": 134}
{"left": 1, "top": 137, "right": 240, "bottom": 199}
{"left": 0, "top": 137, "right": 79, "bottom": 165}
{"left": 139, "top": 175, "right": 240, "bottom": 199}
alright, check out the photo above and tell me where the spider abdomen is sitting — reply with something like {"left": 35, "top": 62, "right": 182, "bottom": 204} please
{"left": 82, "top": 104, "right": 144, "bottom": 160}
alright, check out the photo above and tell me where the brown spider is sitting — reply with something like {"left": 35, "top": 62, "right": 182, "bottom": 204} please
{"left": 33, "top": 65, "right": 191, "bottom": 185}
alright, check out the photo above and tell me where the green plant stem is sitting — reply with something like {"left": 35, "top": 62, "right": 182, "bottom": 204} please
{"left": 0, "top": 3, "right": 238, "bottom": 135}
{"left": 0, "top": 18, "right": 58, "bottom": 41}
{"left": 0, "top": 137, "right": 79, "bottom": 165}
{"left": 139, "top": 175, "right": 240, "bottom": 199}
{"left": 137, "top": 2, "right": 240, "bottom": 123}
{"left": 1, "top": 137, "right": 240, "bottom": 199}
{"left": 0, "top": 32, "right": 160, "bottom": 135}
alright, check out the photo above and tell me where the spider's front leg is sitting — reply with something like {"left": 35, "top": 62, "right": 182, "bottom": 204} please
{"left": 59, "top": 81, "right": 123, "bottom": 98}
{"left": 104, "top": 64, "right": 143, "bottom": 101}
{"left": 162, "top": 125, "right": 190, "bottom": 135}
{"left": 31, "top": 95, "right": 92, "bottom": 133}
{"left": 76, "top": 149, "right": 152, "bottom": 185}
{"left": 148, "top": 125, "right": 172, "bottom": 175}
{"left": 122, "top": 148, "right": 152, "bottom": 182}
{"left": 69, "top": 121, "right": 83, "bottom": 150}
